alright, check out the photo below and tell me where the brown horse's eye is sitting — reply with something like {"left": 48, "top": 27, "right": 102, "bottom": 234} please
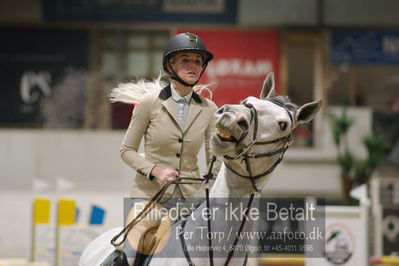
{"left": 278, "top": 121, "right": 288, "bottom": 131}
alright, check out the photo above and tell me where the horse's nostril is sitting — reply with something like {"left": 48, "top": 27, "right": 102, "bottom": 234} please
{"left": 237, "top": 119, "right": 249, "bottom": 131}
{"left": 278, "top": 121, "right": 288, "bottom": 131}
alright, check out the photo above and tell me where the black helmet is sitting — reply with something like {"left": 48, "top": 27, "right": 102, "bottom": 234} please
{"left": 163, "top": 32, "right": 213, "bottom": 87}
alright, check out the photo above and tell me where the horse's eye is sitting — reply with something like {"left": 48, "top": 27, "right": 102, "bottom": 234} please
{"left": 278, "top": 121, "right": 288, "bottom": 131}
{"left": 243, "top": 101, "right": 253, "bottom": 108}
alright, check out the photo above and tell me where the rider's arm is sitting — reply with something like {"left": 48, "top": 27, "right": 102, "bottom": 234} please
{"left": 120, "top": 95, "right": 156, "bottom": 180}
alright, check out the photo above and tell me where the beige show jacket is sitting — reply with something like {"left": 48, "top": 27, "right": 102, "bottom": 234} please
{"left": 120, "top": 85, "right": 218, "bottom": 199}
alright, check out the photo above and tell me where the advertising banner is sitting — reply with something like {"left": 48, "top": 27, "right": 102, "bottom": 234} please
{"left": 177, "top": 29, "right": 280, "bottom": 107}
{"left": 371, "top": 177, "right": 399, "bottom": 255}
{"left": 331, "top": 30, "right": 399, "bottom": 64}
{"left": 42, "top": 0, "right": 238, "bottom": 24}
{"left": 0, "top": 28, "right": 88, "bottom": 125}
{"left": 382, "top": 207, "right": 399, "bottom": 255}
{"left": 306, "top": 205, "right": 368, "bottom": 266}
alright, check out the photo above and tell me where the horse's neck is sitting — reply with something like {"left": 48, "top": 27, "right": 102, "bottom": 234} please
{"left": 172, "top": 163, "right": 264, "bottom": 265}
{"left": 209, "top": 163, "right": 271, "bottom": 198}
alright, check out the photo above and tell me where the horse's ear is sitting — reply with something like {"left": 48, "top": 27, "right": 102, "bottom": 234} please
{"left": 260, "top": 72, "right": 275, "bottom": 99}
{"left": 295, "top": 100, "right": 323, "bottom": 126}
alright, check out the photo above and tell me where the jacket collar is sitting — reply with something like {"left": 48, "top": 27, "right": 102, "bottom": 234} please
{"left": 159, "top": 84, "right": 203, "bottom": 104}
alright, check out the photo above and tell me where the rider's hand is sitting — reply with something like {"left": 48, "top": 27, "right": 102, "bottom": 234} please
{"left": 151, "top": 166, "right": 179, "bottom": 184}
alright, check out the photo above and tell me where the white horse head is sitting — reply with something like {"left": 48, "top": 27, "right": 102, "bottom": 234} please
{"left": 211, "top": 72, "right": 322, "bottom": 191}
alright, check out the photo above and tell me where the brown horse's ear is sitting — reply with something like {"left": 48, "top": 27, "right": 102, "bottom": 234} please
{"left": 260, "top": 72, "right": 275, "bottom": 99}
{"left": 295, "top": 100, "right": 323, "bottom": 126}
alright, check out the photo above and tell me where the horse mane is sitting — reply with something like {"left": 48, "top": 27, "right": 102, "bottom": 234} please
{"left": 109, "top": 75, "right": 214, "bottom": 105}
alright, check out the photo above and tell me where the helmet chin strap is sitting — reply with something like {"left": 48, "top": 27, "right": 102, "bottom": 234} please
{"left": 168, "top": 62, "right": 208, "bottom": 88}
{"left": 170, "top": 73, "right": 196, "bottom": 87}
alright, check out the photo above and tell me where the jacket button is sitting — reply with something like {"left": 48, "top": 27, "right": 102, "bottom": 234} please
{"left": 176, "top": 153, "right": 181, "bottom": 158}
{"left": 178, "top": 138, "right": 183, "bottom": 143}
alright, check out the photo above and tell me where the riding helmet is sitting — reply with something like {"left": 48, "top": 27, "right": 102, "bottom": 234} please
{"left": 162, "top": 32, "right": 213, "bottom": 80}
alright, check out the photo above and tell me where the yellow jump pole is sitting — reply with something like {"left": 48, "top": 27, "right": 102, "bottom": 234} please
{"left": 55, "top": 199, "right": 75, "bottom": 266}
{"left": 31, "top": 198, "right": 51, "bottom": 262}
{"left": 371, "top": 256, "right": 399, "bottom": 265}
{"left": 259, "top": 257, "right": 305, "bottom": 265}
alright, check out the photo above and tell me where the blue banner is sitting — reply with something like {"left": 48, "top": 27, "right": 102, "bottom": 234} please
{"left": 42, "top": 0, "right": 237, "bottom": 24}
{"left": 331, "top": 30, "right": 399, "bottom": 64}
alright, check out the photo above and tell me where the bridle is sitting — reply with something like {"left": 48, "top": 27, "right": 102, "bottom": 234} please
{"left": 179, "top": 100, "right": 295, "bottom": 266}
{"left": 223, "top": 100, "right": 294, "bottom": 192}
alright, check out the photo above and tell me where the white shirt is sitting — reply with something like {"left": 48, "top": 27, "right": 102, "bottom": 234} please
{"left": 170, "top": 83, "right": 192, "bottom": 130}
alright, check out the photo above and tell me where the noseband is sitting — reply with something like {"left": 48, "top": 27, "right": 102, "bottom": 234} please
{"left": 223, "top": 101, "right": 293, "bottom": 192}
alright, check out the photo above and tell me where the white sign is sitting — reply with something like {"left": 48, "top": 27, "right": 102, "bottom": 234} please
{"left": 306, "top": 205, "right": 368, "bottom": 266}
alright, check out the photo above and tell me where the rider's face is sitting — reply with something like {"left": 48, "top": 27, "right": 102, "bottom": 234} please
{"left": 170, "top": 52, "right": 205, "bottom": 85}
